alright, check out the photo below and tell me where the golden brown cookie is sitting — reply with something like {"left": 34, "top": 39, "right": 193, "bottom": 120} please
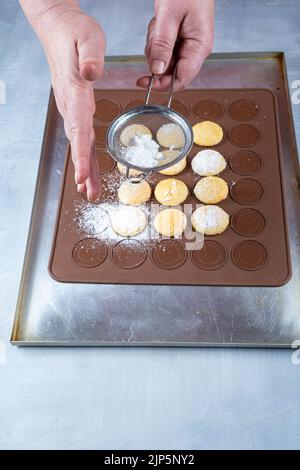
{"left": 117, "top": 162, "right": 143, "bottom": 177}
{"left": 191, "top": 150, "right": 226, "bottom": 176}
{"left": 118, "top": 180, "right": 151, "bottom": 206}
{"left": 154, "top": 208, "right": 187, "bottom": 237}
{"left": 194, "top": 176, "right": 228, "bottom": 204}
{"left": 159, "top": 152, "right": 187, "bottom": 176}
{"left": 157, "top": 123, "right": 185, "bottom": 149}
{"left": 154, "top": 178, "right": 189, "bottom": 206}
{"left": 191, "top": 205, "right": 229, "bottom": 235}
{"left": 120, "top": 124, "right": 152, "bottom": 147}
{"left": 111, "top": 206, "right": 147, "bottom": 237}
{"left": 193, "top": 121, "right": 224, "bottom": 146}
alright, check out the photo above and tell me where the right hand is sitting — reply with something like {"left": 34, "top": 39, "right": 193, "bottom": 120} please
{"left": 21, "top": 2, "right": 106, "bottom": 201}
{"left": 137, "top": 0, "right": 214, "bottom": 92}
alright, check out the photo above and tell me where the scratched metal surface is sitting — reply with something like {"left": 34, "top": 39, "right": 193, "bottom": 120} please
{"left": 1, "top": 0, "right": 300, "bottom": 449}
{"left": 10, "top": 53, "right": 300, "bottom": 346}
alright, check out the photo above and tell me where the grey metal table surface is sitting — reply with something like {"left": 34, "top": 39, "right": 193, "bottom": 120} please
{"left": 0, "top": 0, "right": 300, "bottom": 450}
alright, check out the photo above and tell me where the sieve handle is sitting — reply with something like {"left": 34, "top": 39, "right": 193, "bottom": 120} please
{"left": 145, "top": 74, "right": 155, "bottom": 105}
{"left": 125, "top": 166, "right": 152, "bottom": 184}
{"left": 145, "top": 66, "right": 177, "bottom": 107}
{"left": 167, "top": 65, "right": 177, "bottom": 108}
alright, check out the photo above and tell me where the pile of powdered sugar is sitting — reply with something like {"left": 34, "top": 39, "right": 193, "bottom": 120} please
{"left": 122, "top": 133, "right": 164, "bottom": 168}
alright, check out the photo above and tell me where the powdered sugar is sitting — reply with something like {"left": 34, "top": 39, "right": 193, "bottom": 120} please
{"left": 203, "top": 206, "right": 226, "bottom": 229}
{"left": 74, "top": 200, "right": 152, "bottom": 245}
{"left": 121, "top": 133, "right": 163, "bottom": 168}
{"left": 192, "top": 150, "right": 226, "bottom": 176}
{"left": 111, "top": 205, "right": 147, "bottom": 237}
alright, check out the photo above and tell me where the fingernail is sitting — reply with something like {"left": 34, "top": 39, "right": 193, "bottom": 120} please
{"left": 75, "top": 172, "right": 79, "bottom": 184}
{"left": 151, "top": 59, "right": 165, "bottom": 75}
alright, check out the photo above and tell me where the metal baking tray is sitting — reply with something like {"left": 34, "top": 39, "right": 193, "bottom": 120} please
{"left": 11, "top": 53, "right": 300, "bottom": 347}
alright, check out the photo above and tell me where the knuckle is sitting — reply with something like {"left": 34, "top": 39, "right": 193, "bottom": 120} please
{"left": 151, "top": 36, "right": 174, "bottom": 52}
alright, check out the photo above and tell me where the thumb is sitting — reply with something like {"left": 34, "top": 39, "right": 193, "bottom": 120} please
{"left": 78, "top": 29, "right": 106, "bottom": 81}
{"left": 147, "top": 10, "right": 180, "bottom": 75}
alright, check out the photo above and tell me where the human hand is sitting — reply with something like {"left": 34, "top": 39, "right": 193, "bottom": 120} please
{"left": 137, "top": 0, "right": 214, "bottom": 91}
{"left": 20, "top": 1, "right": 106, "bottom": 201}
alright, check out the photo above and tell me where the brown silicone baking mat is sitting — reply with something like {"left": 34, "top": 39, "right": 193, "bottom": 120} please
{"left": 49, "top": 88, "right": 291, "bottom": 287}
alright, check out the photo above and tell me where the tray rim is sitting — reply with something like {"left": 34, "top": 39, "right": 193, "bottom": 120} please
{"left": 10, "top": 51, "right": 300, "bottom": 347}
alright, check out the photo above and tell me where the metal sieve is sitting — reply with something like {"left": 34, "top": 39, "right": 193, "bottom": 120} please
{"left": 106, "top": 70, "right": 193, "bottom": 183}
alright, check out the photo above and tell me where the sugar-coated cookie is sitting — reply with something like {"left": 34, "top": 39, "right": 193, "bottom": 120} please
{"left": 159, "top": 152, "right": 187, "bottom": 176}
{"left": 194, "top": 176, "right": 228, "bottom": 204}
{"left": 154, "top": 178, "right": 189, "bottom": 206}
{"left": 157, "top": 123, "right": 185, "bottom": 149}
{"left": 192, "top": 150, "right": 226, "bottom": 176}
{"left": 118, "top": 180, "right": 151, "bottom": 206}
{"left": 120, "top": 124, "right": 152, "bottom": 147}
{"left": 154, "top": 208, "right": 187, "bottom": 237}
{"left": 111, "top": 205, "right": 147, "bottom": 237}
{"left": 117, "top": 162, "right": 143, "bottom": 177}
{"left": 191, "top": 205, "right": 229, "bottom": 235}
{"left": 193, "top": 121, "right": 224, "bottom": 146}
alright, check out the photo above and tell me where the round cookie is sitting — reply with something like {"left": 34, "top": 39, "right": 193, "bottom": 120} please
{"left": 192, "top": 150, "right": 226, "bottom": 176}
{"left": 193, "top": 121, "right": 224, "bottom": 146}
{"left": 120, "top": 124, "right": 152, "bottom": 147}
{"left": 118, "top": 180, "right": 151, "bottom": 206}
{"left": 191, "top": 206, "right": 229, "bottom": 235}
{"left": 111, "top": 206, "right": 147, "bottom": 237}
{"left": 194, "top": 176, "right": 228, "bottom": 204}
{"left": 154, "top": 208, "right": 187, "bottom": 237}
{"left": 117, "top": 162, "right": 143, "bottom": 177}
{"left": 159, "top": 152, "right": 187, "bottom": 176}
{"left": 157, "top": 123, "right": 185, "bottom": 149}
{"left": 154, "top": 178, "right": 189, "bottom": 206}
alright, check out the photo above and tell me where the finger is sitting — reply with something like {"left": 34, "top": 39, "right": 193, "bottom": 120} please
{"left": 144, "top": 17, "right": 156, "bottom": 61}
{"left": 136, "top": 74, "right": 172, "bottom": 92}
{"left": 77, "top": 23, "right": 106, "bottom": 82}
{"left": 147, "top": 7, "right": 181, "bottom": 75}
{"left": 66, "top": 85, "right": 94, "bottom": 184}
{"left": 137, "top": 56, "right": 176, "bottom": 91}
{"left": 175, "top": 39, "right": 213, "bottom": 90}
{"left": 52, "top": 82, "right": 66, "bottom": 117}
{"left": 86, "top": 139, "right": 101, "bottom": 202}
{"left": 77, "top": 182, "right": 87, "bottom": 193}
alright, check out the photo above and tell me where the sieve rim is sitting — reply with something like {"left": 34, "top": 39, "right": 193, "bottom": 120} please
{"left": 106, "top": 104, "right": 194, "bottom": 172}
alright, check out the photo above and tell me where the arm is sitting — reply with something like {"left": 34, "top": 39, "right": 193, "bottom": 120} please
{"left": 137, "top": 0, "right": 215, "bottom": 91}
{"left": 20, "top": 0, "right": 106, "bottom": 201}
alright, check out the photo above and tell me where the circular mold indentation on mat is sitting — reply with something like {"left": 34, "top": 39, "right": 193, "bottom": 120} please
{"left": 112, "top": 239, "right": 147, "bottom": 269}
{"left": 231, "top": 240, "right": 268, "bottom": 271}
{"left": 126, "top": 99, "right": 145, "bottom": 110}
{"left": 231, "top": 208, "right": 266, "bottom": 237}
{"left": 229, "top": 99, "right": 259, "bottom": 121}
{"left": 194, "top": 100, "right": 224, "bottom": 120}
{"left": 72, "top": 238, "right": 108, "bottom": 268}
{"left": 152, "top": 240, "right": 187, "bottom": 270}
{"left": 191, "top": 241, "right": 227, "bottom": 271}
{"left": 229, "top": 150, "right": 262, "bottom": 175}
{"left": 94, "top": 125, "right": 108, "bottom": 148}
{"left": 228, "top": 124, "right": 260, "bottom": 148}
{"left": 230, "top": 178, "right": 264, "bottom": 205}
{"left": 76, "top": 206, "right": 109, "bottom": 236}
{"left": 95, "top": 99, "right": 121, "bottom": 121}
{"left": 96, "top": 151, "right": 116, "bottom": 174}
{"left": 164, "top": 100, "right": 190, "bottom": 117}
